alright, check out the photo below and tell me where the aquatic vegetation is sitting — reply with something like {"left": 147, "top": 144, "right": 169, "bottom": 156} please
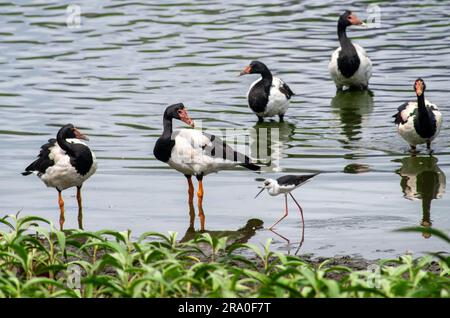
{"left": 0, "top": 214, "right": 448, "bottom": 298}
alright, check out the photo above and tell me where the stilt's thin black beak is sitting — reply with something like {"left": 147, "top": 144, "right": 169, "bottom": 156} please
{"left": 255, "top": 187, "right": 265, "bottom": 199}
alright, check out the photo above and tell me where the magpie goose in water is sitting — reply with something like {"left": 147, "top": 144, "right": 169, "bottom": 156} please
{"left": 153, "top": 103, "right": 260, "bottom": 231}
{"left": 22, "top": 124, "right": 97, "bottom": 230}
{"left": 255, "top": 174, "right": 318, "bottom": 243}
{"left": 393, "top": 78, "right": 442, "bottom": 153}
{"left": 239, "top": 61, "right": 295, "bottom": 123}
{"left": 329, "top": 11, "right": 372, "bottom": 91}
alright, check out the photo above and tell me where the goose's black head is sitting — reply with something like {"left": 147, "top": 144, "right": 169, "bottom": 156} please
{"left": 57, "top": 123, "right": 89, "bottom": 141}
{"left": 163, "top": 103, "right": 195, "bottom": 127}
{"left": 239, "top": 60, "right": 270, "bottom": 76}
{"left": 414, "top": 78, "right": 426, "bottom": 97}
{"left": 338, "top": 10, "right": 365, "bottom": 29}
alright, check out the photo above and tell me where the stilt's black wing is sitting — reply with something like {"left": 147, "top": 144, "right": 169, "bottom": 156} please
{"left": 202, "top": 133, "right": 260, "bottom": 171}
{"left": 279, "top": 82, "right": 295, "bottom": 99}
{"left": 277, "top": 174, "right": 318, "bottom": 187}
{"left": 22, "top": 139, "right": 57, "bottom": 175}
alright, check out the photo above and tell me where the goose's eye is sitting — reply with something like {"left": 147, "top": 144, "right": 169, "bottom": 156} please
{"left": 264, "top": 181, "right": 270, "bottom": 186}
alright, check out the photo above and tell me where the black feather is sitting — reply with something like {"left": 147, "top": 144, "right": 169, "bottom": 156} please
{"left": 279, "top": 82, "right": 295, "bottom": 99}
{"left": 202, "top": 133, "right": 260, "bottom": 171}
{"left": 277, "top": 173, "right": 318, "bottom": 187}
{"left": 22, "top": 139, "right": 57, "bottom": 176}
{"left": 393, "top": 102, "right": 409, "bottom": 125}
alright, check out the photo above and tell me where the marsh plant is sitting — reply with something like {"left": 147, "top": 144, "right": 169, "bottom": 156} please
{"left": 0, "top": 213, "right": 448, "bottom": 298}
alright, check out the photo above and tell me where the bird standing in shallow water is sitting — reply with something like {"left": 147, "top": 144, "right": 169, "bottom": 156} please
{"left": 239, "top": 61, "right": 295, "bottom": 123}
{"left": 255, "top": 174, "right": 318, "bottom": 244}
{"left": 22, "top": 124, "right": 97, "bottom": 230}
{"left": 153, "top": 103, "right": 260, "bottom": 231}
{"left": 329, "top": 10, "right": 372, "bottom": 91}
{"left": 393, "top": 78, "right": 442, "bottom": 153}
{"left": 256, "top": 174, "right": 318, "bottom": 229}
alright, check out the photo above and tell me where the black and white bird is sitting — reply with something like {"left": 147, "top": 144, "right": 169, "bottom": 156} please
{"left": 255, "top": 174, "right": 318, "bottom": 243}
{"left": 393, "top": 78, "right": 442, "bottom": 152}
{"left": 153, "top": 103, "right": 260, "bottom": 231}
{"left": 328, "top": 11, "right": 372, "bottom": 90}
{"left": 22, "top": 124, "right": 97, "bottom": 230}
{"left": 239, "top": 61, "right": 295, "bottom": 123}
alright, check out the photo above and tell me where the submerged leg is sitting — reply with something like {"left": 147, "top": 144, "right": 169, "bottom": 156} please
{"left": 185, "top": 175, "right": 195, "bottom": 229}
{"left": 76, "top": 186, "right": 83, "bottom": 230}
{"left": 196, "top": 175, "right": 205, "bottom": 231}
{"left": 269, "top": 194, "right": 289, "bottom": 230}
{"left": 185, "top": 175, "right": 194, "bottom": 205}
{"left": 289, "top": 192, "right": 305, "bottom": 246}
{"left": 409, "top": 145, "right": 417, "bottom": 154}
{"left": 426, "top": 141, "right": 433, "bottom": 154}
{"left": 257, "top": 116, "right": 264, "bottom": 123}
{"left": 58, "top": 190, "right": 65, "bottom": 231}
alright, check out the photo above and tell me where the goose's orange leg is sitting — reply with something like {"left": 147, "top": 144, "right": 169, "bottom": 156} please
{"left": 197, "top": 177, "right": 205, "bottom": 231}
{"left": 185, "top": 175, "right": 195, "bottom": 229}
{"left": 77, "top": 186, "right": 83, "bottom": 230}
{"left": 58, "top": 190, "right": 65, "bottom": 231}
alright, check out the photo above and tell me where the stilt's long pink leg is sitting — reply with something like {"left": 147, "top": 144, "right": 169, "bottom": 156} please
{"left": 269, "top": 194, "right": 288, "bottom": 230}
{"left": 289, "top": 193, "right": 305, "bottom": 250}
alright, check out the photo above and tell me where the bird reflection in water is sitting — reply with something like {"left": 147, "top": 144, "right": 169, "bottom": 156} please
{"left": 180, "top": 216, "right": 264, "bottom": 244}
{"left": 250, "top": 121, "right": 295, "bottom": 171}
{"left": 331, "top": 89, "right": 374, "bottom": 145}
{"left": 395, "top": 155, "right": 446, "bottom": 238}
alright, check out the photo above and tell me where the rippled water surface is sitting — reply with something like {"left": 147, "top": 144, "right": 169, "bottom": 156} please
{"left": 1, "top": 0, "right": 449, "bottom": 258}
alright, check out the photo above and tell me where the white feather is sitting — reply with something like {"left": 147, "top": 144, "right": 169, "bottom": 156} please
{"left": 168, "top": 129, "right": 243, "bottom": 176}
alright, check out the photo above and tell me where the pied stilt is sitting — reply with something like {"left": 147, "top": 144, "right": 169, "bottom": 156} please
{"left": 255, "top": 174, "right": 318, "bottom": 243}
{"left": 153, "top": 103, "right": 260, "bottom": 231}
{"left": 22, "top": 124, "right": 97, "bottom": 230}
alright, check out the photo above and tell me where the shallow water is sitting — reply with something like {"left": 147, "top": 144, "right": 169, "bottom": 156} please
{"left": 1, "top": 0, "right": 449, "bottom": 259}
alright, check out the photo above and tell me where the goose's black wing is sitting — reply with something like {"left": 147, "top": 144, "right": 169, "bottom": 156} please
{"left": 279, "top": 81, "right": 295, "bottom": 100}
{"left": 22, "top": 139, "right": 57, "bottom": 176}
{"left": 202, "top": 133, "right": 260, "bottom": 171}
{"left": 393, "top": 102, "right": 410, "bottom": 125}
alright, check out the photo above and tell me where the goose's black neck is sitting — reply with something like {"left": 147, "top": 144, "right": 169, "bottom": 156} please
{"left": 162, "top": 116, "right": 173, "bottom": 139}
{"left": 414, "top": 92, "right": 436, "bottom": 139}
{"left": 417, "top": 93, "right": 430, "bottom": 123}
{"left": 57, "top": 129, "right": 75, "bottom": 154}
{"left": 417, "top": 93, "right": 426, "bottom": 111}
{"left": 259, "top": 65, "right": 273, "bottom": 82}
{"left": 153, "top": 115, "right": 176, "bottom": 163}
{"left": 56, "top": 127, "right": 93, "bottom": 176}
{"left": 336, "top": 19, "right": 360, "bottom": 79}
{"left": 338, "top": 21, "right": 353, "bottom": 50}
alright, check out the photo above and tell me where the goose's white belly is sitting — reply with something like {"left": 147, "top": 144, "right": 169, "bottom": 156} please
{"left": 40, "top": 140, "right": 97, "bottom": 190}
